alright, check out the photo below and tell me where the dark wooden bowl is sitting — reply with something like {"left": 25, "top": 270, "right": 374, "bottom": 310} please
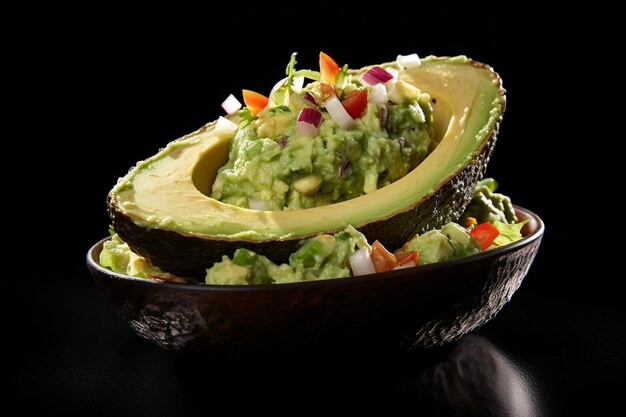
{"left": 86, "top": 205, "right": 543, "bottom": 353}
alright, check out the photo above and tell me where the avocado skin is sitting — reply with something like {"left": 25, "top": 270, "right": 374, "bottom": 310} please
{"left": 109, "top": 128, "right": 498, "bottom": 279}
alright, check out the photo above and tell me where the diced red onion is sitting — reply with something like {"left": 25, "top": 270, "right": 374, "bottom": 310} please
{"left": 396, "top": 53, "right": 421, "bottom": 69}
{"left": 325, "top": 95, "right": 354, "bottom": 129}
{"left": 379, "top": 106, "right": 388, "bottom": 129}
{"left": 298, "top": 107, "right": 322, "bottom": 125}
{"left": 303, "top": 92, "right": 317, "bottom": 105}
{"left": 360, "top": 66, "right": 394, "bottom": 85}
{"left": 349, "top": 248, "right": 376, "bottom": 276}
{"left": 277, "top": 135, "right": 289, "bottom": 147}
{"left": 369, "top": 83, "right": 388, "bottom": 105}
{"left": 296, "top": 107, "right": 322, "bottom": 136}
{"left": 397, "top": 136, "right": 406, "bottom": 147}
{"left": 221, "top": 94, "right": 242, "bottom": 115}
{"left": 340, "top": 160, "right": 351, "bottom": 178}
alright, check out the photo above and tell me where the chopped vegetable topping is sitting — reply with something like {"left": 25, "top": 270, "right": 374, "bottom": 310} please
{"left": 361, "top": 66, "right": 394, "bottom": 85}
{"left": 396, "top": 250, "right": 418, "bottom": 268}
{"left": 470, "top": 222, "right": 500, "bottom": 250}
{"left": 370, "top": 240, "right": 397, "bottom": 272}
{"left": 341, "top": 89, "right": 368, "bottom": 119}
{"left": 242, "top": 89, "right": 269, "bottom": 116}
{"left": 296, "top": 107, "right": 322, "bottom": 136}
{"left": 319, "top": 51, "right": 340, "bottom": 85}
{"left": 221, "top": 94, "right": 242, "bottom": 115}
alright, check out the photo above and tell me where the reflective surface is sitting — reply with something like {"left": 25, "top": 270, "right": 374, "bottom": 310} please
{"left": 175, "top": 335, "right": 538, "bottom": 416}
{"left": 9, "top": 265, "right": 625, "bottom": 415}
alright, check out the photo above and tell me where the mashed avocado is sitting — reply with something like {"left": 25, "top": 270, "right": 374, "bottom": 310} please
{"left": 206, "top": 226, "right": 365, "bottom": 285}
{"left": 398, "top": 222, "right": 481, "bottom": 265}
{"left": 210, "top": 54, "right": 435, "bottom": 210}
{"left": 99, "top": 234, "right": 190, "bottom": 283}
{"left": 461, "top": 178, "right": 518, "bottom": 224}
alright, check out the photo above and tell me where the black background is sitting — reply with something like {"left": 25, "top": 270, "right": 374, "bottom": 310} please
{"left": 9, "top": 10, "right": 623, "bottom": 416}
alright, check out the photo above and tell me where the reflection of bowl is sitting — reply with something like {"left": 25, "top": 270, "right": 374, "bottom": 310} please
{"left": 174, "top": 335, "right": 538, "bottom": 415}
{"left": 86, "top": 205, "right": 543, "bottom": 353}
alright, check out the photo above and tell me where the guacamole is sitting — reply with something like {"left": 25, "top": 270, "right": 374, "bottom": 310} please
{"left": 99, "top": 233, "right": 191, "bottom": 283}
{"left": 461, "top": 178, "right": 518, "bottom": 224}
{"left": 210, "top": 53, "right": 435, "bottom": 210}
{"left": 206, "top": 226, "right": 366, "bottom": 285}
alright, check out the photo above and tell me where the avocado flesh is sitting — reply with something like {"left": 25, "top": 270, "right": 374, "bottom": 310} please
{"left": 109, "top": 56, "right": 505, "bottom": 278}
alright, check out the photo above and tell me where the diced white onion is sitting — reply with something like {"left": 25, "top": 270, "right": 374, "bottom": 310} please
{"left": 221, "top": 94, "right": 242, "bottom": 115}
{"left": 214, "top": 116, "right": 238, "bottom": 135}
{"left": 385, "top": 67, "right": 399, "bottom": 80}
{"left": 369, "top": 83, "right": 388, "bottom": 105}
{"left": 324, "top": 95, "right": 354, "bottom": 129}
{"left": 292, "top": 76, "right": 304, "bottom": 91}
{"left": 396, "top": 53, "right": 421, "bottom": 69}
{"left": 296, "top": 121, "right": 319, "bottom": 137}
{"left": 247, "top": 198, "right": 268, "bottom": 210}
{"left": 349, "top": 248, "right": 376, "bottom": 276}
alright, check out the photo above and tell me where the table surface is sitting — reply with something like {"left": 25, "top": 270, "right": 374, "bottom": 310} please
{"left": 8, "top": 228, "right": 625, "bottom": 416}
{"left": 11, "top": 14, "right": 620, "bottom": 416}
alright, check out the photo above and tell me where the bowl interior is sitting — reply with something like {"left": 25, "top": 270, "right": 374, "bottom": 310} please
{"left": 87, "top": 205, "right": 543, "bottom": 290}
{"left": 86, "top": 205, "right": 543, "bottom": 352}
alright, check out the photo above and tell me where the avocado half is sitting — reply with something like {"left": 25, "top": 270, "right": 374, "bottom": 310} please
{"left": 109, "top": 56, "right": 506, "bottom": 278}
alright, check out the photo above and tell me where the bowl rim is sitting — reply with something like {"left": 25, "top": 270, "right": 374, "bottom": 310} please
{"left": 86, "top": 204, "right": 544, "bottom": 292}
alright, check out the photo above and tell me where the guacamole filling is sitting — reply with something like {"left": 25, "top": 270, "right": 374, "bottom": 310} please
{"left": 210, "top": 53, "right": 436, "bottom": 210}
{"left": 101, "top": 179, "right": 528, "bottom": 285}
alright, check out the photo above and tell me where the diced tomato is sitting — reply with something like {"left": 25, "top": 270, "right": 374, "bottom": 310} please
{"left": 341, "top": 89, "right": 368, "bottom": 119}
{"left": 370, "top": 240, "right": 397, "bottom": 272}
{"left": 320, "top": 83, "right": 335, "bottom": 102}
{"left": 396, "top": 250, "right": 418, "bottom": 267}
{"left": 319, "top": 51, "right": 340, "bottom": 85}
{"left": 242, "top": 89, "right": 269, "bottom": 116}
{"left": 470, "top": 222, "right": 500, "bottom": 250}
